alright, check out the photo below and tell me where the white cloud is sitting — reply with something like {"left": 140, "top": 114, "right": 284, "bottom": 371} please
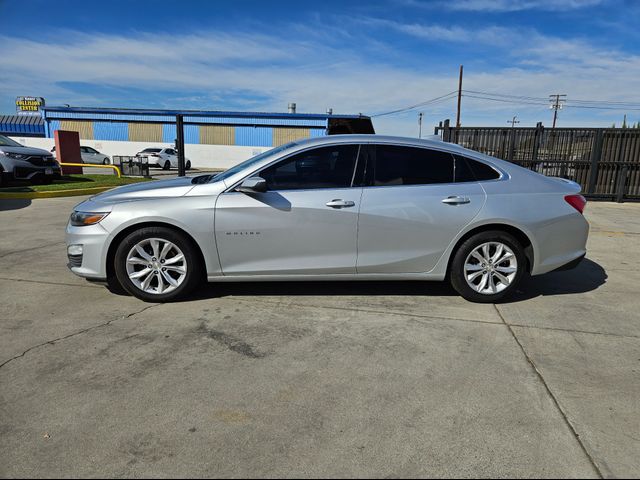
{"left": 1, "top": 18, "right": 639, "bottom": 134}
{"left": 405, "top": 0, "right": 608, "bottom": 12}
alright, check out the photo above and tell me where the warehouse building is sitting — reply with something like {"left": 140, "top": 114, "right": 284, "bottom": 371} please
{"left": 40, "top": 106, "right": 374, "bottom": 146}
{"left": 5, "top": 105, "right": 374, "bottom": 169}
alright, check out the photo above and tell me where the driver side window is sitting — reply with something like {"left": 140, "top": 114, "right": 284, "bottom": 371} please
{"left": 259, "top": 144, "right": 360, "bottom": 191}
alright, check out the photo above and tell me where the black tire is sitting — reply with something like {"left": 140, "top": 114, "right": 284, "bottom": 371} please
{"left": 449, "top": 230, "right": 526, "bottom": 303}
{"left": 114, "top": 226, "right": 204, "bottom": 302}
{"left": 185, "top": 160, "right": 191, "bottom": 170}
{"left": 163, "top": 160, "right": 171, "bottom": 170}
{"left": 103, "top": 158, "right": 110, "bottom": 165}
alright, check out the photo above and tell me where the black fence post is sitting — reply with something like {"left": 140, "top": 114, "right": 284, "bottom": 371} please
{"left": 507, "top": 129, "right": 516, "bottom": 162}
{"left": 616, "top": 165, "right": 629, "bottom": 203}
{"left": 443, "top": 119, "right": 451, "bottom": 142}
{"left": 587, "top": 130, "right": 603, "bottom": 195}
{"left": 532, "top": 122, "right": 543, "bottom": 164}
{"left": 176, "top": 114, "right": 186, "bottom": 177}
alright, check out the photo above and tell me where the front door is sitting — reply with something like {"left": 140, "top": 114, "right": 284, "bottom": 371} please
{"left": 215, "top": 143, "right": 363, "bottom": 275}
{"left": 357, "top": 144, "right": 486, "bottom": 273}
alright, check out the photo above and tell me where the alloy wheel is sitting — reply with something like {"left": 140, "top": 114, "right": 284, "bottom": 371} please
{"left": 463, "top": 241, "right": 518, "bottom": 295}
{"left": 125, "top": 238, "right": 187, "bottom": 294}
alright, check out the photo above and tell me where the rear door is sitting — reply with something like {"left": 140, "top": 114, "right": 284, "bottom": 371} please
{"left": 357, "top": 144, "right": 485, "bottom": 273}
{"left": 215, "top": 143, "right": 364, "bottom": 275}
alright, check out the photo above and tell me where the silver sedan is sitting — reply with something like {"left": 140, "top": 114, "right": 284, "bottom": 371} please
{"left": 65, "top": 135, "right": 589, "bottom": 303}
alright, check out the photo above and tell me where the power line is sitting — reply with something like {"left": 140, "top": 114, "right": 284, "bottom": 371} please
{"left": 461, "top": 94, "right": 550, "bottom": 106}
{"left": 565, "top": 104, "right": 640, "bottom": 111}
{"left": 464, "top": 89, "right": 640, "bottom": 109}
{"left": 371, "top": 91, "right": 458, "bottom": 117}
{"left": 463, "top": 89, "right": 549, "bottom": 102}
{"left": 461, "top": 93, "right": 640, "bottom": 111}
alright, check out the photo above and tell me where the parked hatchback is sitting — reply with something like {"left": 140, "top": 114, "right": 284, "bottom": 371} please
{"left": 66, "top": 135, "right": 589, "bottom": 303}
{"left": 0, "top": 135, "right": 61, "bottom": 185}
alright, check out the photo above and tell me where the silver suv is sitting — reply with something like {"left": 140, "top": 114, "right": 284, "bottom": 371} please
{"left": 0, "top": 135, "right": 61, "bottom": 185}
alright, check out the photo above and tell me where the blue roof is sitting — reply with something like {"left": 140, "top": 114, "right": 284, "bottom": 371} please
{"left": 0, "top": 114, "right": 45, "bottom": 136}
{"left": 43, "top": 106, "right": 369, "bottom": 120}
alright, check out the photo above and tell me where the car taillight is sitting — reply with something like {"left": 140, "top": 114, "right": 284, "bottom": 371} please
{"left": 565, "top": 194, "right": 586, "bottom": 214}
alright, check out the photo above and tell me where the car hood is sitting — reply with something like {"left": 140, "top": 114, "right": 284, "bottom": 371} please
{"left": 0, "top": 145, "right": 52, "bottom": 157}
{"left": 90, "top": 176, "right": 197, "bottom": 203}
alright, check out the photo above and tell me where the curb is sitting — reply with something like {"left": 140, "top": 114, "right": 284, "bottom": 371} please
{"left": 0, "top": 186, "right": 113, "bottom": 200}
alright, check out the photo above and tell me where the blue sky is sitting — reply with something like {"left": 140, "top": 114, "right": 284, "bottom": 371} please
{"left": 1, "top": 0, "right": 639, "bottom": 135}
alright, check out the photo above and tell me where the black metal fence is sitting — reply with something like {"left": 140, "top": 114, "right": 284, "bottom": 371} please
{"left": 435, "top": 120, "right": 640, "bottom": 202}
{"left": 113, "top": 156, "right": 150, "bottom": 178}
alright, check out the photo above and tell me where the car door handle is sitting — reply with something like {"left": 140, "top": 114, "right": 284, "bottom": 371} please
{"left": 442, "top": 196, "right": 471, "bottom": 205}
{"left": 326, "top": 199, "right": 356, "bottom": 208}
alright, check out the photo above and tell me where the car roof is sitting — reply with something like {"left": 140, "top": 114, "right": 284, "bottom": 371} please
{"left": 293, "top": 134, "right": 517, "bottom": 172}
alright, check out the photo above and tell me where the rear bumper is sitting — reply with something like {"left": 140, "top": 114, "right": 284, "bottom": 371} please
{"left": 550, "top": 253, "right": 585, "bottom": 272}
{"left": 531, "top": 213, "right": 590, "bottom": 275}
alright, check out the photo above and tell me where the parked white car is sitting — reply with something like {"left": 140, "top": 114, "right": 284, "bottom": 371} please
{"left": 51, "top": 145, "right": 111, "bottom": 165}
{"left": 136, "top": 147, "right": 191, "bottom": 170}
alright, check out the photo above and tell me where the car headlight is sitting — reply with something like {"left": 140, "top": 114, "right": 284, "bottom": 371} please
{"left": 0, "top": 151, "right": 27, "bottom": 160}
{"left": 70, "top": 211, "right": 110, "bottom": 226}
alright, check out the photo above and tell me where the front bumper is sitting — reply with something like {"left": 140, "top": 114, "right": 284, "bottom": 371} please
{"left": 13, "top": 163, "right": 61, "bottom": 180}
{"left": 65, "top": 222, "right": 110, "bottom": 280}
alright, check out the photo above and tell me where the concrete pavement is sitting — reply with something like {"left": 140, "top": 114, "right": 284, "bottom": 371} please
{"left": 1, "top": 197, "right": 638, "bottom": 478}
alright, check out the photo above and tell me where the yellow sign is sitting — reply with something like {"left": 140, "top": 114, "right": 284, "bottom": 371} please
{"left": 16, "top": 96, "right": 45, "bottom": 114}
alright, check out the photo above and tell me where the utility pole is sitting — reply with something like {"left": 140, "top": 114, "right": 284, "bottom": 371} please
{"left": 418, "top": 112, "right": 423, "bottom": 138}
{"left": 508, "top": 115, "right": 520, "bottom": 128}
{"left": 549, "top": 94, "right": 566, "bottom": 129}
{"left": 456, "top": 65, "right": 463, "bottom": 128}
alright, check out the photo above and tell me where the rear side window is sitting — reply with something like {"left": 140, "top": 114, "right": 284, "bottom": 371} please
{"left": 371, "top": 145, "right": 454, "bottom": 186}
{"left": 454, "top": 155, "right": 501, "bottom": 182}
{"left": 260, "top": 144, "right": 360, "bottom": 190}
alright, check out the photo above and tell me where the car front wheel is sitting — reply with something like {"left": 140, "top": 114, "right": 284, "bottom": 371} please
{"left": 449, "top": 230, "right": 525, "bottom": 303}
{"left": 163, "top": 160, "right": 171, "bottom": 170}
{"left": 114, "top": 226, "right": 203, "bottom": 302}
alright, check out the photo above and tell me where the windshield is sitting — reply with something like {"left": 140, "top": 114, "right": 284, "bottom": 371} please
{"left": 0, "top": 135, "right": 23, "bottom": 147}
{"left": 212, "top": 142, "right": 298, "bottom": 183}
{"left": 141, "top": 148, "right": 162, "bottom": 153}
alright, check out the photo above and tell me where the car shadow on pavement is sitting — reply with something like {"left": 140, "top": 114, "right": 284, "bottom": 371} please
{"left": 186, "top": 258, "right": 607, "bottom": 303}
{"left": 500, "top": 258, "right": 607, "bottom": 303}
{"left": 190, "top": 278, "right": 458, "bottom": 300}
{"left": 0, "top": 198, "right": 32, "bottom": 211}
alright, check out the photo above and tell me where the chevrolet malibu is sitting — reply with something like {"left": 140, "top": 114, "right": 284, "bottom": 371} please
{"left": 65, "top": 135, "right": 589, "bottom": 303}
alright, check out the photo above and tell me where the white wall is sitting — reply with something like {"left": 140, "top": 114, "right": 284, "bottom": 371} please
{"left": 9, "top": 137, "right": 270, "bottom": 170}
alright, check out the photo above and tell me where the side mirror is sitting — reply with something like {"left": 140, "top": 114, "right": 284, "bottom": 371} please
{"left": 237, "top": 176, "right": 267, "bottom": 193}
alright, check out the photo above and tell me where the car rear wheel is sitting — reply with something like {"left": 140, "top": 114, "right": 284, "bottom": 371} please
{"left": 163, "top": 160, "right": 171, "bottom": 170}
{"left": 114, "top": 226, "right": 203, "bottom": 302}
{"left": 103, "top": 158, "right": 110, "bottom": 165}
{"left": 186, "top": 160, "right": 191, "bottom": 170}
{"left": 449, "top": 230, "right": 525, "bottom": 303}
